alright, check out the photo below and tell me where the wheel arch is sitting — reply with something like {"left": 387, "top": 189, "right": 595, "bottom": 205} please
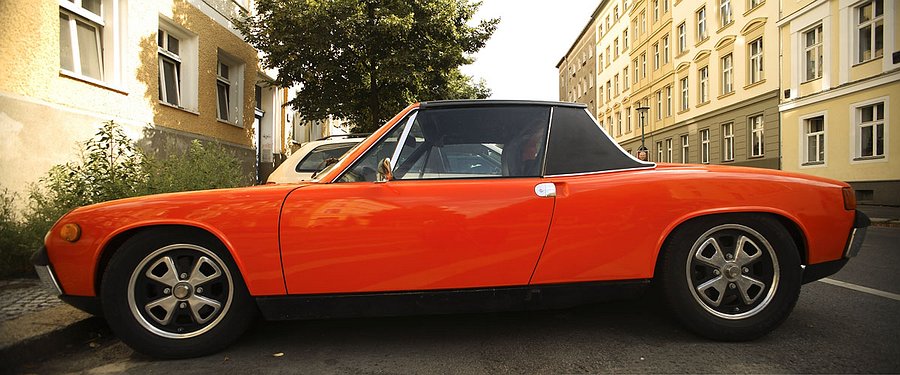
{"left": 651, "top": 210, "right": 809, "bottom": 280}
{"left": 94, "top": 224, "right": 240, "bottom": 295}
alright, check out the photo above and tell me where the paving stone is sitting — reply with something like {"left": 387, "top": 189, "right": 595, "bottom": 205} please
{"left": 0, "top": 279, "right": 63, "bottom": 323}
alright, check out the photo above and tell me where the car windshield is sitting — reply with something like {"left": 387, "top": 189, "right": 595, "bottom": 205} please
{"left": 296, "top": 142, "right": 357, "bottom": 172}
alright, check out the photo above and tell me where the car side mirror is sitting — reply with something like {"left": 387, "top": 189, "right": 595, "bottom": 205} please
{"left": 376, "top": 157, "right": 393, "bottom": 182}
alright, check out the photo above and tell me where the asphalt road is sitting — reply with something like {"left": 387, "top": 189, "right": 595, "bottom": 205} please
{"left": 14, "top": 227, "right": 900, "bottom": 374}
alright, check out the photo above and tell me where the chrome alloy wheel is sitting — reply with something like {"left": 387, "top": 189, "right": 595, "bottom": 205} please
{"left": 686, "top": 224, "right": 780, "bottom": 320}
{"left": 127, "top": 244, "right": 234, "bottom": 339}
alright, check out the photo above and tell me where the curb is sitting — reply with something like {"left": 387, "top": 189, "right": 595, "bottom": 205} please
{"left": 869, "top": 218, "right": 900, "bottom": 228}
{"left": 0, "top": 305, "right": 107, "bottom": 372}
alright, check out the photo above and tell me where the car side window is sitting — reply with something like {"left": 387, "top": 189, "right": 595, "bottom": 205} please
{"left": 392, "top": 106, "right": 549, "bottom": 180}
{"left": 295, "top": 143, "right": 356, "bottom": 172}
{"left": 337, "top": 117, "right": 409, "bottom": 183}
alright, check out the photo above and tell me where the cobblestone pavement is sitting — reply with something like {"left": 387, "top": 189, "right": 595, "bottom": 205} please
{"left": 0, "top": 279, "right": 62, "bottom": 322}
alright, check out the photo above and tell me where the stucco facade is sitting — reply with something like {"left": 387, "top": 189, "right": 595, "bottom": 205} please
{"left": 779, "top": 0, "right": 899, "bottom": 205}
{"left": 558, "top": 3, "right": 601, "bottom": 116}
{"left": 0, "top": 0, "right": 297, "bottom": 195}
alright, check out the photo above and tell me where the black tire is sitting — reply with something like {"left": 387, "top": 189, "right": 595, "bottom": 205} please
{"left": 100, "top": 228, "right": 256, "bottom": 358}
{"left": 658, "top": 214, "right": 801, "bottom": 341}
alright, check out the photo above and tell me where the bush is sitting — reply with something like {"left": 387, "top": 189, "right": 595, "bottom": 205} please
{"left": 0, "top": 121, "right": 249, "bottom": 279}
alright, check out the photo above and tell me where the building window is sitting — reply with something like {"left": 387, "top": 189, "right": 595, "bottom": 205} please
{"left": 608, "top": 116, "right": 613, "bottom": 134}
{"left": 750, "top": 115, "right": 764, "bottom": 157}
{"left": 749, "top": 0, "right": 762, "bottom": 8}
{"left": 614, "top": 38, "right": 620, "bottom": 58}
{"left": 623, "top": 67, "right": 630, "bottom": 89}
{"left": 606, "top": 80, "right": 612, "bottom": 100}
{"left": 700, "top": 129, "right": 710, "bottom": 163}
{"left": 653, "top": 43, "right": 660, "bottom": 70}
{"left": 157, "top": 29, "right": 182, "bottom": 106}
{"left": 216, "top": 61, "right": 232, "bottom": 122}
{"left": 657, "top": 141, "right": 664, "bottom": 162}
{"left": 662, "top": 35, "right": 670, "bottom": 64}
{"left": 681, "top": 135, "right": 689, "bottom": 163}
{"left": 653, "top": 0, "right": 659, "bottom": 22}
{"left": 665, "top": 85, "right": 672, "bottom": 116}
{"left": 641, "top": 53, "right": 647, "bottom": 78}
{"left": 59, "top": 0, "right": 106, "bottom": 80}
{"left": 804, "top": 116, "right": 825, "bottom": 164}
{"left": 616, "top": 111, "right": 623, "bottom": 136}
{"left": 216, "top": 54, "right": 243, "bottom": 125}
{"left": 722, "top": 122, "right": 734, "bottom": 161}
{"left": 606, "top": 46, "right": 611, "bottom": 67}
{"left": 626, "top": 107, "right": 632, "bottom": 133}
{"left": 719, "top": 0, "right": 732, "bottom": 27}
{"left": 721, "top": 54, "right": 733, "bottom": 94}
{"left": 804, "top": 24, "right": 823, "bottom": 81}
{"left": 856, "top": 102, "right": 885, "bottom": 158}
{"left": 856, "top": 0, "right": 884, "bottom": 63}
{"left": 665, "top": 138, "right": 673, "bottom": 162}
{"left": 633, "top": 59, "right": 640, "bottom": 83}
{"left": 614, "top": 6, "right": 620, "bottom": 20}
{"left": 663, "top": 0, "right": 669, "bottom": 12}
{"left": 748, "top": 38, "right": 763, "bottom": 84}
{"left": 656, "top": 91, "right": 663, "bottom": 120}
{"left": 614, "top": 74, "right": 620, "bottom": 96}
{"left": 678, "top": 23, "right": 687, "bottom": 53}
{"left": 640, "top": 11, "right": 646, "bottom": 34}
{"left": 697, "top": 7, "right": 707, "bottom": 41}
{"left": 680, "top": 77, "right": 689, "bottom": 111}
{"left": 699, "top": 66, "right": 709, "bottom": 103}
{"left": 623, "top": 29, "right": 629, "bottom": 50}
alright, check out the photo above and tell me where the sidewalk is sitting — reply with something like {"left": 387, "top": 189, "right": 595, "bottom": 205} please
{"left": 858, "top": 204, "right": 900, "bottom": 227}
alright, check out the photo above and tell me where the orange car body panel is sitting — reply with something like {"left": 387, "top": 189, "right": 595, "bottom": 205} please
{"left": 45, "top": 184, "right": 302, "bottom": 296}
{"left": 44, "top": 102, "right": 855, "bottom": 299}
{"left": 279, "top": 178, "right": 554, "bottom": 294}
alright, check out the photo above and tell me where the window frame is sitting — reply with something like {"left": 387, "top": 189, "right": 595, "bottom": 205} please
{"left": 59, "top": 0, "right": 107, "bottom": 81}
{"left": 700, "top": 128, "right": 711, "bottom": 163}
{"left": 157, "top": 29, "right": 182, "bottom": 107}
{"left": 699, "top": 66, "right": 709, "bottom": 103}
{"left": 854, "top": 100, "right": 887, "bottom": 159}
{"left": 678, "top": 22, "right": 687, "bottom": 53}
{"left": 722, "top": 122, "right": 734, "bottom": 161}
{"left": 802, "top": 114, "right": 826, "bottom": 165}
{"left": 719, "top": 0, "right": 732, "bottom": 28}
{"left": 855, "top": 0, "right": 884, "bottom": 64}
{"left": 749, "top": 115, "right": 765, "bottom": 157}
{"left": 681, "top": 134, "right": 689, "bottom": 163}
{"left": 697, "top": 7, "right": 707, "bottom": 41}
{"left": 215, "top": 52, "right": 244, "bottom": 126}
{"left": 803, "top": 24, "right": 824, "bottom": 81}
{"left": 665, "top": 138, "right": 673, "bottom": 162}
{"left": 748, "top": 38, "right": 764, "bottom": 84}
{"left": 721, "top": 53, "right": 734, "bottom": 94}
{"left": 680, "top": 77, "right": 690, "bottom": 111}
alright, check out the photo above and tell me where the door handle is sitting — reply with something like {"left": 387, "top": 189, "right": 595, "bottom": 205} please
{"left": 534, "top": 182, "right": 557, "bottom": 198}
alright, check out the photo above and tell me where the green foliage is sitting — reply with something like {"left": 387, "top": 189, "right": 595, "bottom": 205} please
{"left": 0, "top": 189, "right": 34, "bottom": 278}
{"left": 1, "top": 121, "right": 248, "bottom": 279}
{"left": 143, "top": 140, "right": 246, "bottom": 194}
{"left": 237, "top": 0, "right": 498, "bottom": 133}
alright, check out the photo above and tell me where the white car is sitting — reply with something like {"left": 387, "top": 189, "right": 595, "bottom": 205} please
{"left": 266, "top": 134, "right": 368, "bottom": 184}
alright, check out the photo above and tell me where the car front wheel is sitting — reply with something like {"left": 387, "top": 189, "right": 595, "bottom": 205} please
{"left": 101, "top": 229, "right": 255, "bottom": 358}
{"left": 659, "top": 214, "right": 802, "bottom": 341}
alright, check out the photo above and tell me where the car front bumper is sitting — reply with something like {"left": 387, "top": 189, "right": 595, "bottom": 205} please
{"left": 31, "top": 246, "right": 63, "bottom": 296}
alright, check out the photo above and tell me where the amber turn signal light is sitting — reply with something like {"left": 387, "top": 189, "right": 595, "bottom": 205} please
{"left": 842, "top": 187, "right": 856, "bottom": 211}
{"left": 60, "top": 223, "right": 81, "bottom": 242}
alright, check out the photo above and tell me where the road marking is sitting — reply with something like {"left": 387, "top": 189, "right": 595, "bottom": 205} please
{"left": 819, "top": 278, "right": 900, "bottom": 302}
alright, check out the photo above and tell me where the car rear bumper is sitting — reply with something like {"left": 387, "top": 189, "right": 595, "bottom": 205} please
{"left": 843, "top": 210, "right": 870, "bottom": 258}
{"left": 802, "top": 210, "right": 870, "bottom": 284}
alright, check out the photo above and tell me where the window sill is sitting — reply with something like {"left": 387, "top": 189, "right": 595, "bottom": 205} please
{"left": 853, "top": 155, "right": 885, "bottom": 161}
{"left": 694, "top": 37, "right": 709, "bottom": 47}
{"left": 718, "top": 91, "right": 735, "bottom": 100}
{"left": 697, "top": 101, "right": 710, "bottom": 107}
{"left": 802, "top": 161, "right": 825, "bottom": 166}
{"left": 852, "top": 56, "right": 884, "bottom": 68}
{"left": 743, "top": 1, "right": 765, "bottom": 17}
{"left": 743, "top": 79, "right": 767, "bottom": 90}
{"left": 59, "top": 70, "right": 128, "bottom": 95}
{"left": 748, "top": 154, "right": 764, "bottom": 159}
{"left": 801, "top": 76, "right": 822, "bottom": 84}
{"left": 218, "top": 118, "right": 243, "bottom": 128}
{"left": 678, "top": 109, "right": 690, "bottom": 115}
{"left": 158, "top": 101, "right": 200, "bottom": 115}
{"left": 717, "top": 21, "right": 734, "bottom": 33}
{"left": 722, "top": 159, "right": 735, "bottom": 163}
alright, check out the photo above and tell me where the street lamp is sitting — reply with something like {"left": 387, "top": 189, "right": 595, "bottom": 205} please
{"left": 635, "top": 105, "right": 650, "bottom": 161}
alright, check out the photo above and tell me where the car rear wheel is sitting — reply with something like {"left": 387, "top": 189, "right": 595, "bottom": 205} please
{"left": 659, "top": 214, "right": 801, "bottom": 341}
{"left": 101, "top": 229, "right": 255, "bottom": 358}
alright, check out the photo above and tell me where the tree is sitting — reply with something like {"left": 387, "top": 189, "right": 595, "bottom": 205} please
{"left": 238, "top": 0, "right": 498, "bottom": 132}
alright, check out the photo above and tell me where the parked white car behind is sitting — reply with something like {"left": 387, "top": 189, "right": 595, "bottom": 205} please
{"left": 266, "top": 134, "right": 368, "bottom": 184}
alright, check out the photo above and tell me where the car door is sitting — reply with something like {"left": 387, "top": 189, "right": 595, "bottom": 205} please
{"left": 279, "top": 105, "right": 556, "bottom": 295}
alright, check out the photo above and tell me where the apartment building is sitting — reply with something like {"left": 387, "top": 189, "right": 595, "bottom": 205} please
{"left": 0, "top": 0, "right": 298, "bottom": 193}
{"left": 560, "top": 0, "right": 781, "bottom": 168}
{"left": 595, "top": 0, "right": 637, "bottom": 150}
{"left": 557, "top": 4, "right": 600, "bottom": 116}
{"left": 779, "top": 0, "right": 899, "bottom": 205}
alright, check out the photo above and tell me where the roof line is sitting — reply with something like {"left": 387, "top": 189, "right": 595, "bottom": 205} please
{"left": 419, "top": 100, "right": 587, "bottom": 109}
{"left": 556, "top": 0, "right": 610, "bottom": 68}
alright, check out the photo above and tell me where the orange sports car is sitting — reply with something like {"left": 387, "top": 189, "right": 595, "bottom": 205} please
{"left": 33, "top": 100, "right": 869, "bottom": 358}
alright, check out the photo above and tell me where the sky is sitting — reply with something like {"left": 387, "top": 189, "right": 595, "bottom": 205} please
{"left": 459, "top": 0, "right": 600, "bottom": 101}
